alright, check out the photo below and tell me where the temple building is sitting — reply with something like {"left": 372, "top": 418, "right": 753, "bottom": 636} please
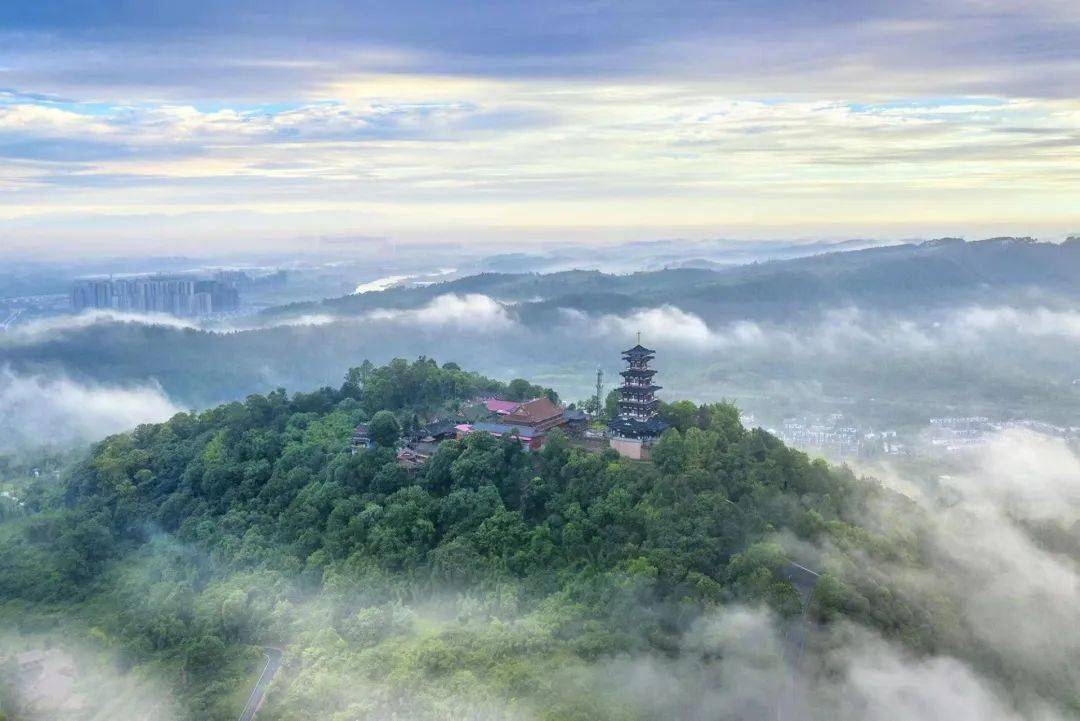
{"left": 608, "top": 339, "right": 669, "bottom": 460}
{"left": 453, "top": 395, "right": 570, "bottom": 450}
{"left": 503, "top": 397, "right": 566, "bottom": 433}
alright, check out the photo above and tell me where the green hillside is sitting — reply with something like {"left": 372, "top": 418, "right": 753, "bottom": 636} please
{"left": 0, "top": 358, "right": 1045, "bottom": 719}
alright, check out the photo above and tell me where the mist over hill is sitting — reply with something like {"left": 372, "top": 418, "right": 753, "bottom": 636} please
{"left": 2, "top": 228, "right": 1079, "bottom": 721}
{"left": 3, "top": 238, "right": 1080, "bottom": 459}
{"left": 4, "top": 0, "right": 1078, "bottom": 715}
{"left": 2, "top": 359, "right": 1078, "bottom": 720}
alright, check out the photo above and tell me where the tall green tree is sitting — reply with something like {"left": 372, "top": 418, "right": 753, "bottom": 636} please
{"left": 368, "top": 411, "right": 401, "bottom": 448}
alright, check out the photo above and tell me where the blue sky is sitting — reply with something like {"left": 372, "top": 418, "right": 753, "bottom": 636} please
{"left": 0, "top": 0, "right": 1078, "bottom": 257}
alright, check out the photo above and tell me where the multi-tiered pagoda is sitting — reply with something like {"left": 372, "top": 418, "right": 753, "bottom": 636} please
{"left": 608, "top": 339, "right": 668, "bottom": 459}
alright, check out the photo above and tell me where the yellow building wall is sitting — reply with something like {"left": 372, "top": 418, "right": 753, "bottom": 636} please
{"left": 609, "top": 436, "right": 651, "bottom": 461}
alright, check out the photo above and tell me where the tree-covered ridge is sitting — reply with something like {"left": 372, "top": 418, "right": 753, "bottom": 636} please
{"left": 42, "top": 359, "right": 864, "bottom": 615}
{"left": 275, "top": 236, "right": 1080, "bottom": 322}
{"left": 0, "top": 358, "right": 933, "bottom": 720}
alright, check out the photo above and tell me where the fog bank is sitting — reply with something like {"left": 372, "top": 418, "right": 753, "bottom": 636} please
{"left": 0, "top": 368, "right": 181, "bottom": 455}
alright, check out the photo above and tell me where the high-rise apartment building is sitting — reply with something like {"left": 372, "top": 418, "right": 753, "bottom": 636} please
{"left": 71, "top": 277, "right": 240, "bottom": 317}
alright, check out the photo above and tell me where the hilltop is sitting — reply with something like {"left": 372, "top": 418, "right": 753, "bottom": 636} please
{"left": 0, "top": 358, "right": 931, "bottom": 720}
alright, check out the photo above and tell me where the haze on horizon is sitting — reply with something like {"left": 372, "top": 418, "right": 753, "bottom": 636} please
{"left": 0, "top": 0, "right": 1078, "bottom": 258}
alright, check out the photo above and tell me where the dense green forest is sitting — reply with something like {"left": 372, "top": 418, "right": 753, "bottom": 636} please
{"left": 0, "top": 359, "right": 1069, "bottom": 719}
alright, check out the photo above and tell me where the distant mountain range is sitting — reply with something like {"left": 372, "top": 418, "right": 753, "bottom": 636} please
{"left": 272, "top": 237, "right": 1080, "bottom": 325}
{"left": 5, "top": 237, "right": 1080, "bottom": 423}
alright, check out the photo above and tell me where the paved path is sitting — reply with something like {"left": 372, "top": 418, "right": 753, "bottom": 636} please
{"left": 238, "top": 647, "right": 283, "bottom": 721}
{"left": 776, "top": 563, "right": 821, "bottom": 721}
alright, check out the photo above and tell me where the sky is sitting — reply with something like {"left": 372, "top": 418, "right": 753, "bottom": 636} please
{"left": 1, "top": 0, "right": 1078, "bottom": 257}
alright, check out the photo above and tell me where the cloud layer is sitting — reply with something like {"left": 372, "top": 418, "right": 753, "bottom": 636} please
{"left": 841, "top": 429, "right": 1080, "bottom": 716}
{"left": 365, "top": 293, "right": 516, "bottom": 331}
{"left": 0, "top": 368, "right": 181, "bottom": 455}
{"left": 0, "top": 1, "right": 1077, "bottom": 254}
{"left": 561, "top": 303, "right": 1080, "bottom": 358}
{"left": 3, "top": 309, "right": 200, "bottom": 342}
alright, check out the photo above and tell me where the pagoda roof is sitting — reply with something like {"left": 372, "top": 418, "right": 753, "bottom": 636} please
{"left": 608, "top": 416, "right": 669, "bottom": 438}
{"left": 619, "top": 399, "right": 660, "bottom": 408}
{"left": 620, "top": 384, "right": 662, "bottom": 393}
{"left": 621, "top": 344, "right": 656, "bottom": 357}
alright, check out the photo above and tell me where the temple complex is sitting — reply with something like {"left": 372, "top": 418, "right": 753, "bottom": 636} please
{"left": 608, "top": 338, "right": 669, "bottom": 459}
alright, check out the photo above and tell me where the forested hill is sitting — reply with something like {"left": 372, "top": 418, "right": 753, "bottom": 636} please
{"left": 270, "top": 236, "right": 1080, "bottom": 323}
{"left": 0, "top": 358, "right": 937, "bottom": 720}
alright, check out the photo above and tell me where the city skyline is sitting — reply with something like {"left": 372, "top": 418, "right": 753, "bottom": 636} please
{"left": 1, "top": 0, "right": 1078, "bottom": 257}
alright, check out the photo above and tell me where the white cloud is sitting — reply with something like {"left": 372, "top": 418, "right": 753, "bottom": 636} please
{"left": 0, "top": 368, "right": 182, "bottom": 454}
{"left": 0, "top": 631, "right": 181, "bottom": 720}
{"left": 560, "top": 305, "right": 848, "bottom": 354}
{"left": 921, "top": 432, "right": 1080, "bottom": 680}
{"left": 0, "top": 104, "right": 114, "bottom": 136}
{"left": 353, "top": 274, "right": 412, "bottom": 294}
{"left": 257, "top": 313, "right": 339, "bottom": 328}
{"left": 944, "top": 428, "right": 1080, "bottom": 519}
{"left": 951, "top": 306, "right": 1080, "bottom": 340}
{"left": 849, "top": 429, "right": 1080, "bottom": 712}
{"left": 2, "top": 309, "right": 349, "bottom": 342}
{"left": 366, "top": 293, "right": 516, "bottom": 331}
{"left": 2, "top": 81, "right": 1079, "bottom": 253}
{"left": 213, "top": 313, "right": 340, "bottom": 331}
{"left": 560, "top": 304, "right": 1080, "bottom": 360}
{"left": 590, "top": 604, "right": 1057, "bottom": 721}
{"left": 816, "top": 628, "right": 1046, "bottom": 721}
{"left": 3, "top": 310, "right": 199, "bottom": 343}
{"left": 562, "top": 305, "right": 729, "bottom": 351}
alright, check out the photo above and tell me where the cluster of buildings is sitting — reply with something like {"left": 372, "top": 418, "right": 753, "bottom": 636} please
{"left": 213, "top": 269, "right": 288, "bottom": 289}
{"left": 776, "top": 412, "right": 1080, "bottom": 459}
{"left": 926, "top": 416, "right": 1080, "bottom": 452}
{"left": 926, "top": 416, "right": 992, "bottom": 451}
{"left": 454, "top": 396, "right": 585, "bottom": 450}
{"left": 863, "top": 429, "right": 907, "bottom": 456}
{"left": 350, "top": 339, "right": 1080, "bottom": 467}
{"left": 353, "top": 340, "right": 671, "bottom": 466}
{"left": 771, "top": 413, "right": 911, "bottom": 459}
{"left": 71, "top": 276, "right": 240, "bottom": 317}
{"left": 353, "top": 395, "right": 590, "bottom": 468}
{"left": 776, "top": 414, "right": 863, "bottom": 458}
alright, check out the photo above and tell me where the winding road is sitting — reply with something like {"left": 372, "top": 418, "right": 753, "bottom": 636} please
{"left": 234, "top": 565, "right": 817, "bottom": 721}
{"left": 776, "top": 562, "right": 821, "bottom": 721}
{"left": 238, "top": 647, "right": 283, "bottom": 721}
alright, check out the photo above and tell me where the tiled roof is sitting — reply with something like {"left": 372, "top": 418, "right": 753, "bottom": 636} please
{"left": 471, "top": 422, "right": 539, "bottom": 439}
{"left": 505, "top": 397, "right": 562, "bottom": 424}
{"left": 484, "top": 398, "right": 522, "bottom": 414}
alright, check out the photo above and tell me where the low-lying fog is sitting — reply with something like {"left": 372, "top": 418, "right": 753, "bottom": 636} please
{"left": 3, "top": 297, "right": 1080, "bottom": 456}
{"left": 3, "top": 428, "right": 1077, "bottom": 720}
